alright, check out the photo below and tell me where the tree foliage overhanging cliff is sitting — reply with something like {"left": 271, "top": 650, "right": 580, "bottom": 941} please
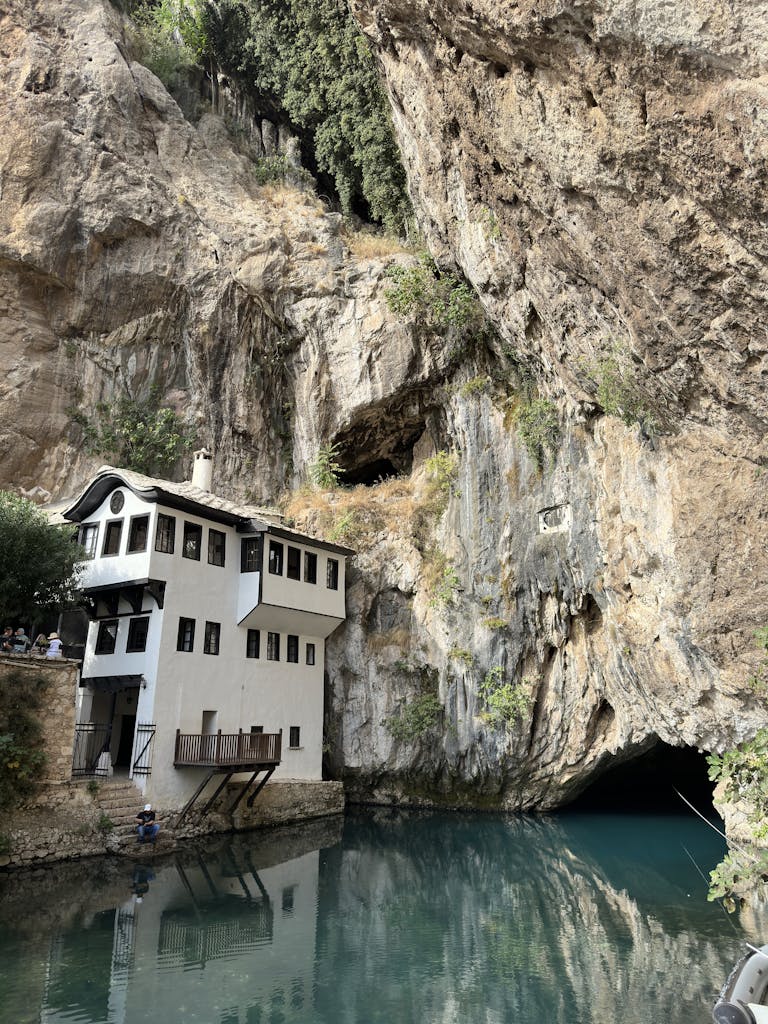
{"left": 201, "top": 0, "right": 412, "bottom": 232}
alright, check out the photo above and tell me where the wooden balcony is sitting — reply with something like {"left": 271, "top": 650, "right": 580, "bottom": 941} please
{"left": 174, "top": 729, "right": 282, "bottom": 769}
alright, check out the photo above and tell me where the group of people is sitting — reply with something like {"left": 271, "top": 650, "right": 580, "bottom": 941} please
{"left": 1, "top": 626, "right": 63, "bottom": 657}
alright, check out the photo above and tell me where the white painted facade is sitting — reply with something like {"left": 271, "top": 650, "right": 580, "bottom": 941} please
{"left": 65, "top": 467, "right": 350, "bottom": 807}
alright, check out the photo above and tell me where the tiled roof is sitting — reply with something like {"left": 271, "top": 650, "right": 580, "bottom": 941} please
{"left": 92, "top": 465, "right": 283, "bottom": 524}
{"left": 58, "top": 466, "right": 355, "bottom": 556}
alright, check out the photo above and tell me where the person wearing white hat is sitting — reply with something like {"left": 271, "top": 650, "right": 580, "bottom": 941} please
{"left": 135, "top": 803, "right": 159, "bottom": 843}
{"left": 46, "top": 633, "right": 63, "bottom": 658}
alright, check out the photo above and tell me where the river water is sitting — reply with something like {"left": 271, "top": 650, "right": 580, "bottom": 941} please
{"left": 0, "top": 809, "right": 763, "bottom": 1024}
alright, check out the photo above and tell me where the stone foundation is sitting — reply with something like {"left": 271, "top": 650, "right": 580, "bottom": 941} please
{"left": 0, "top": 779, "right": 345, "bottom": 869}
{"left": 0, "top": 655, "right": 79, "bottom": 783}
{"left": 231, "top": 779, "right": 345, "bottom": 831}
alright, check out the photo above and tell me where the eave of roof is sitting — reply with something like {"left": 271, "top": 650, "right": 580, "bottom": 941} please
{"left": 61, "top": 467, "right": 356, "bottom": 557}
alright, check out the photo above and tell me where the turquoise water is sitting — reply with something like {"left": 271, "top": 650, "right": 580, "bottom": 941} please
{"left": 0, "top": 809, "right": 762, "bottom": 1024}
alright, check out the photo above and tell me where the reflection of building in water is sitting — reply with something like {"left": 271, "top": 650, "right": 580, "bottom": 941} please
{"left": 39, "top": 843, "right": 322, "bottom": 1024}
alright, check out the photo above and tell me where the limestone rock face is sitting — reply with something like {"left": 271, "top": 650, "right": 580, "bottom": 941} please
{"left": 0, "top": 0, "right": 430, "bottom": 504}
{"left": 325, "top": 0, "right": 768, "bottom": 805}
{"left": 1, "top": 0, "right": 767, "bottom": 810}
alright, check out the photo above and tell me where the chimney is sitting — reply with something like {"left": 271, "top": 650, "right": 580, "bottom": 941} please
{"left": 191, "top": 448, "right": 213, "bottom": 491}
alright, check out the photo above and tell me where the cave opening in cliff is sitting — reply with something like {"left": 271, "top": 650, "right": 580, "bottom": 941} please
{"left": 339, "top": 458, "right": 399, "bottom": 487}
{"left": 563, "top": 743, "right": 716, "bottom": 815}
{"left": 334, "top": 422, "right": 426, "bottom": 487}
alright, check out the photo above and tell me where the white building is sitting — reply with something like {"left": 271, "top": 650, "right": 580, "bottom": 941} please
{"left": 63, "top": 451, "right": 352, "bottom": 807}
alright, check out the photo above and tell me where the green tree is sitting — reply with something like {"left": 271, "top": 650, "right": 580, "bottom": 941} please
{"left": 201, "top": 0, "right": 411, "bottom": 232}
{"left": 0, "top": 493, "right": 84, "bottom": 625}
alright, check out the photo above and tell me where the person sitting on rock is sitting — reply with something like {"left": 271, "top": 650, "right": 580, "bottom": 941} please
{"left": 135, "top": 803, "right": 159, "bottom": 844}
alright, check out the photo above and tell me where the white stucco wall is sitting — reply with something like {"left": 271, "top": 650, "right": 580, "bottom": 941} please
{"left": 74, "top": 484, "right": 346, "bottom": 806}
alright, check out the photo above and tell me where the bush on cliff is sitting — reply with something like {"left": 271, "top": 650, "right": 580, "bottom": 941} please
{"left": 0, "top": 670, "right": 49, "bottom": 810}
{"left": 201, "top": 0, "right": 412, "bottom": 233}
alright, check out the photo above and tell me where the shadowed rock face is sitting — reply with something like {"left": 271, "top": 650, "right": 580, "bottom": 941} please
{"left": 1, "top": 0, "right": 767, "bottom": 808}
{"left": 312, "top": 0, "right": 768, "bottom": 807}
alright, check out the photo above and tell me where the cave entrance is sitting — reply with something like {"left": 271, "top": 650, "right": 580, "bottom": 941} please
{"left": 339, "top": 458, "right": 399, "bottom": 488}
{"left": 563, "top": 743, "right": 716, "bottom": 815}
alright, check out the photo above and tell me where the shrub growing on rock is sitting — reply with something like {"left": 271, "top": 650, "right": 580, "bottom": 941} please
{"left": 0, "top": 670, "right": 49, "bottom": 810}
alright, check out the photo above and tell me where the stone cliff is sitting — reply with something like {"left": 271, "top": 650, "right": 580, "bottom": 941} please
{"left": 1, "top": 0, "right": 766, "bottom": 809}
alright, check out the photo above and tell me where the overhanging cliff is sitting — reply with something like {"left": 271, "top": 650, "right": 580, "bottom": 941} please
{"left": 0, "top": 0, "right": 766, "bottom": 809}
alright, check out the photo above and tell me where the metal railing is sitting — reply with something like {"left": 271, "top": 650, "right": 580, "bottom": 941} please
{"left": 132, "top": 722, "right": 156, "bottom": 777}
{"left": 72, "top": 722, "right": 112, "bottom": 777}
{"left": 174, "top": 729, "right": 281, "bottom": 767}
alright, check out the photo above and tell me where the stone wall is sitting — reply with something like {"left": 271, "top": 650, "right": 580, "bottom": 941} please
{"left": 0, "top": 654, "right": 79, "bottom": 784}
{"left": 1, "top": 779, "right": 345, "bottom": 869}
{"left": 231, "top": 780, "right": 345, "bottom": 831}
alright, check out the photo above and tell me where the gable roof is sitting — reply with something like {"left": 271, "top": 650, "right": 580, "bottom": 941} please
{"left": 62, "top": 466, "right": 355, "bottom": 555}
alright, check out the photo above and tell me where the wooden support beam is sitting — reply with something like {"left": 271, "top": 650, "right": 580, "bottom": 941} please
{"left": 229, "top": 770, "right": 261, "bottom": 814}
{"left": 247, "top": 766, "right": 275, "bottom": 808}
{"left": 201, "top": 771, "right": 234, "bottom": 816}
{"left": 174, "top": 769, "right": 216, "bottom": 828}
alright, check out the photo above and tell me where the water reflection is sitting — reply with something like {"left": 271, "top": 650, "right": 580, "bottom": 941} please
{"left": 0, "top": 811, "right": 765, "bottom": 1024}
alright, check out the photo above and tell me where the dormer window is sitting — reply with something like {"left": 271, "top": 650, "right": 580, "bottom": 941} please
{"left": 183, "top": 522, "right": 202, "bottom": 560}
{"left": 78, "top": 523, "right": 99, "bottom": 559}
{"left": 208, "top": 529, "right": 226, "bottom": 567}
{"left": 155, "top": 513, "right": 175, "bottom": 554}
{"left": 241, "top": 537, "right": 262, "bottom": 573}
{"left": 326, "top": 558, "right": 339, "bottom": 590}
{"left": 304, "top": 552, "right": 317, "bottom": 584}
{"left": 102, "top": 520, "right": 123, "bottom": 557}
{"left": 269, "top": 541, "right": 284, "bottom": 575}
{"left": 127, "top": 515, "right": 149, "bottom": 553}
{"left": 287, "top": 546, "right": 301, "bottom": 580}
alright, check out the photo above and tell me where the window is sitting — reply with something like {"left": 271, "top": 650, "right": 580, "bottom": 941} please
{"left": 79, "top": 523, "right": 99, "bottom": 559}
{"left": 306, "top": 642, "right": 315, "bottom": 666}
{"left": 304, "top": 551, "right": 317, "bottom": 584}
{"left": 241, "top": 536, "right": 262, "bottom": 573}
{"left": 282, "top": 886, "right": 295, "bottom": 913}
{"left": 126, "top": 616, "right": 149, "bottom": 653}
{"left": 287, "top": 634, "right": 299, "bottom": 663}
{"left": 246, "top": 629, "right": 260, "bottom": 659}
{"left": 95, "top": 619, "right": 118, "bottom": 654}
{"left": 287, "top": 546, "right": 301, "bottom": 580}
{"left": 182, "top": 522, "right": 202, "bottom": 560}
{"left": 102, "top": 520, "right": 123, "bottom": 556}
{"left": 204, "top": 621, "right": 221, "bottom": 655}
{"left": 326, "top": 558, "right": 339, "bottom": 590}
{"left": 177, "top": 617, "right": 195, "bottom": 652}
{"left": 289, "top": 726, "right": 300, "bottom": 749}
{"left": 155, "top": 513, "right": 175, "bottom": 554}
{"left": 208, "top": 529, "right": 226, "bottom": 567}
{"left": 268, "top": 541, "right": 284, "bottom": 575}
{"left": 250, "top": 725, "right": 263, "bottom": 734}
{"left": 267, "top": 632, "right": 280, "bottom": 661}
{"left": 127, "top": 515, "right": 149, "bottom": 553}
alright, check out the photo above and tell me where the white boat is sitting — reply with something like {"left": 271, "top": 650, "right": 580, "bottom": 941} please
{"left": 714, "top": 944, "right": 768, "bottom": 1023}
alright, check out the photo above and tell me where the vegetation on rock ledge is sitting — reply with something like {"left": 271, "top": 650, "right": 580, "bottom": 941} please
{"left": 73, "top": 390, "right": 194, "bottom": 477}
{"left": 201, "top": 0, "right": 412, "bottom": 232}
{"left": 0, "top": 670, "right": 49, "bottom": 811}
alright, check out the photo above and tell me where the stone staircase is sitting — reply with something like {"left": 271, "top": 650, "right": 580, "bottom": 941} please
{"left": 92, "top": 779, "right": 178, "bottom": 857}
{"left": 93, "top": 779, "right": 145, "bottom": 836}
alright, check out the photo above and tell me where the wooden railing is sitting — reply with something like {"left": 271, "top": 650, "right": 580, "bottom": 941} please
{"left": 174, "top": 729, "right": 281, "bottom": 767}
